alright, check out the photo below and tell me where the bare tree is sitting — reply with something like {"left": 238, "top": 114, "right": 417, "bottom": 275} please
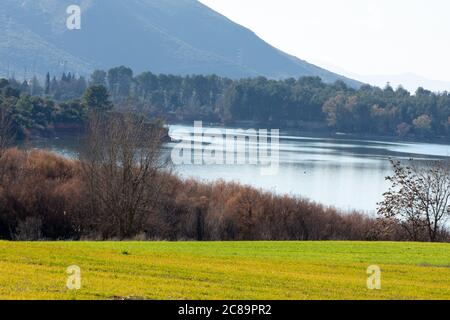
{"left": 81, "top": 110, "right": 168, "bottom": 239}
{"left": 0, "top": 106, "right": 14, "bottom": 158}
{"left": 378, "top": 160, "right": 450, "bottom": 242}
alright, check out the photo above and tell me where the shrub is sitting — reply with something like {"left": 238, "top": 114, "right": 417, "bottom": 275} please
{"left": 1, "top": 148, "right": 441, "bottom": 241}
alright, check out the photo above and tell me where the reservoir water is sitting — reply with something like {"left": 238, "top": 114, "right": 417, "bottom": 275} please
{"left": 29, "top": 124, "right": 450, "bottom": 213}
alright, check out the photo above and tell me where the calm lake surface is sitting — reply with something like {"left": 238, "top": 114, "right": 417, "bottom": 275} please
{"left": 29, "top": 124, "right": 450, "bottom": 214}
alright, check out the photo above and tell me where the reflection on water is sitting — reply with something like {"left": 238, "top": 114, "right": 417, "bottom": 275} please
{"left": 27, "top": 124, "right": 450, "bottom": 213}
{"left": 168, "top": 125, "right": 450, "bottom": 213}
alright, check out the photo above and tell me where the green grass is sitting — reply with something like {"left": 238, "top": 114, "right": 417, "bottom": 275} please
{"left": 0, "top": 241, "right": 449, "bottom": 300}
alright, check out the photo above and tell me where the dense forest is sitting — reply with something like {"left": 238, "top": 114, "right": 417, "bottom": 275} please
{"left": 0, "top": 77, "right": 86, "bottom": 139}
{"left": 1, "top": 66, "right": 450, "bottom": 140}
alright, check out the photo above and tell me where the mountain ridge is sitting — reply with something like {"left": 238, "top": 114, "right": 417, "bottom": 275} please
{"left": 0, "top": 0, "right": 361, "bottom": 87}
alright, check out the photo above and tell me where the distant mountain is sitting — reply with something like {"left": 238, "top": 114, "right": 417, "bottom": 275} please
{"left": 0, "top": 0, "right": 360, "bottom": 86}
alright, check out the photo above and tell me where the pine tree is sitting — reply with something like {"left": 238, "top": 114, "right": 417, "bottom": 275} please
{"left": 45, "top": 72, "right": 50, "bottom": 95}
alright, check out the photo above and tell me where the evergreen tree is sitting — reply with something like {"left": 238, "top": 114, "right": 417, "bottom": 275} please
{"left": 45, "top": 72, "right": 50, "bottom": 95}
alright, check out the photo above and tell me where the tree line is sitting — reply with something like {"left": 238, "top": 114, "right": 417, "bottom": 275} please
{"left": 87, "top": 67, "right": 450, "bottom": 139}
{"left": 2, "top": 66, "right": 450, "bottom": 140}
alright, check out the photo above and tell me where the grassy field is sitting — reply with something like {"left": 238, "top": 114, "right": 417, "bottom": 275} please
{"left": 0, "top": 241, "right": 449, "bottom": 300}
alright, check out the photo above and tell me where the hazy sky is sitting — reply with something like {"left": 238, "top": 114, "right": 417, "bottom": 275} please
{"left": 199, "top": 0, "right": 450, "bottom": 84}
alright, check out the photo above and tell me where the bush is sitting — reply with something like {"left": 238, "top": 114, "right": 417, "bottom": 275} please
{"left": 0, "top": 148, "right": 441, "bottom": 241}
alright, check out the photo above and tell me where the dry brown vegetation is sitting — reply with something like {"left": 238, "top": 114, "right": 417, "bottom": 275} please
{"left": 0, "top": 147, "right": 415, "bottom": 241}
